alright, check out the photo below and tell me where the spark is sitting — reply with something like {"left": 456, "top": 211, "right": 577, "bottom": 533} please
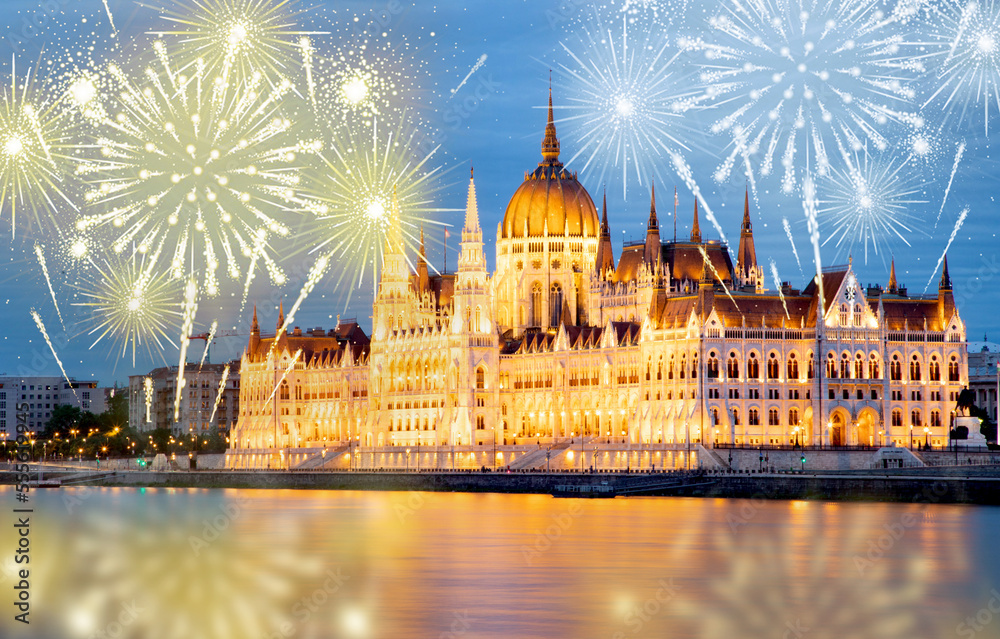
{"left": 696, "top": 0, "right": 924, "bottom": 192}
{"left": 924, "top": 206, "right": 968, "bottom": 291}
{"left": 199, "top": 319, "right": 218, "bottom": 368}
{"left": 101, "top": 0, "right": 118, "bottom": 35}
{"left": 34, "top": 244, "right": 64, "bottom": 328}
{"left": 669, "top": 150, "right": 729, "bottom": 243}
{"left": 803, "top": 176, "right": 825, "bottom": 320}
{"left": 144, "top": 376, "right": 153, "bottom": 424}
{"left": 209, "top": 363, "right": 230, "bottom": 424}
{"left": 698, "top": 244, "right": 739, "bottom": 311}
{"left": 299, "top": 36, "right": 316, "bottom": 111}
{"left": 0, "top": 57, "right": 78, "bottom": 234}
{"left": 450, "top": 54, "right": 487, "bottom": 97}
{"left": 147, "top": 0, "right": 326, "bottom": 81}
{"left": 74, "top": 41, "right": 318, "bottom": 295}
{"left": 30, "top": 309, "right": 77, "bottom": 399}
{"left": 269, "top": 253, "right": 330, "bottom": 359}
{"left": 769, "top": 259, "right": 790, "bottom": 319}
{"left": 552, "top": 9, "right": 705, "bottom": 199}
{"left": 816, "top": 146, "right": 928, "bottom": 263}
{"left": 937, "top": 140, "right": 966, "bottom": 226}
{"left": 919, "top": 0, "right": 1000, "bottom": 135}
{"left": 782, "top": 217, "right": 804, "bottom": 277}
{"left": 72, "top": 250, "right": 182, "bottom": 366}
{"left": 262, "top": 348, "right": 302, "bottom": 407}
{"left": 174, "top": 278, "right": 199, "bottom": 422}
{"left": 299, "top": 117, "right": 459, "bottom": 309}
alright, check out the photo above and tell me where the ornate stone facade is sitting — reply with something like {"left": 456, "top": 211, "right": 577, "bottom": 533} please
{"left": 226, "top": 94, "right": 968, "bottom": 469}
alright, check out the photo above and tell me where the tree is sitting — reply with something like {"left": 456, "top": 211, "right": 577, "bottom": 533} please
{"left": 41, "top": 404, "right": 82, "bottom": 439}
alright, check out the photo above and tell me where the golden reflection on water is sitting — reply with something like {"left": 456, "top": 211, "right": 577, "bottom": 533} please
{"left": 0, "top": 487, "right": 995, "bottom": 639}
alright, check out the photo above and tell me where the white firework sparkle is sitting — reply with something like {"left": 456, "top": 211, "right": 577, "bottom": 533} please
{"left": 695, "top": 0, "right": 925, "bottom": 194}
{"left": 816, "top": 145, "right": 928, "bottom": 264}
{"left": 552, "top": 8, "right": 707, "bottom": 199}
{"left": 919, "top": 0, "right": 1000, "bottom": 135}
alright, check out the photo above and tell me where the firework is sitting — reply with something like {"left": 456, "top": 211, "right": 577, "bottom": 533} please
{"left": 174, "top": 277, "right": 199, "bottom": 421}
{"left": 937, "top": 140, "right": 966, "bottom": 225}
{"left": 924, "top": 206, "right": 967, "bottom": 291}
{"left": 669, "top": 150, "right": 729, "bottom": 243}
{"left": 919, "top": 0, "right": 1000, "bottom": 135}
{"left": 450, "top": 54, "right": 487, "bottom": 97}
{"left": 198, "top": 319, "right": 217, "bottom": 367}
{"left": 0, "top": 59, "right": 78, "bottom": 234}
{"left": 148, "top": 0, "right": 326, "bottom": 82}
{"left": 263, "top": 348, "right": 302, "bottom": 407}
{"left": 552, "top": 8, "right": 706, "bottom": 199}
{"left": 781, "top": 217, "right": 804, "bottom": 277}
{"left": 209, "top": 363, "right": 230, "bottom": 424}
{"left": 299, "top": 117, "right": 458, "bottom": 308}
{"left": 803, "top": 176, "right": 825, "bottom": 319}
{"left": 34, "top": 243, "right": 65, "bottom": 328}
{"left": 73, "top": 40, "right": 318, "bottom": 296}
{"left": 769, "top": 259, "right": 790, "bottom": 319}
{"left": 695, "top": 0, "right": 924, "bottom": 192}
{"left": 268, "top": 252, "right": 329, "bottom": 359}
{"left": 816, "top": 145, "right": 928, "bottom": 264}
{"left": 144, "top": 376, "right": 154, "bottom": 423}
{"left": 699, "top": 244, "right": 739, "bottom": 310}
{"left": 30, "top": 309, "right": 77, "bottom": 399}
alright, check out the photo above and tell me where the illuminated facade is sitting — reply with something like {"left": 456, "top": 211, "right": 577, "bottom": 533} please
{"left": 226, "top": 94, "right": 968, "bottom": 469}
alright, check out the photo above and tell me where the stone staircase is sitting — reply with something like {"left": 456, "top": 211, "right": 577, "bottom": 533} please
{"left": 509, "top": 441, "right": 573, "bottom": 470}
{"left": 290, "top": 445, "right": 351, "bottom": 470}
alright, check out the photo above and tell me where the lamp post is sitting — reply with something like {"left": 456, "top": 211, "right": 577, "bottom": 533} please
{"left": 405, "top": 448, "right": 410, "bottom": 472}
{"left": 924, "top": 426, "right": 930, "bottom": 448}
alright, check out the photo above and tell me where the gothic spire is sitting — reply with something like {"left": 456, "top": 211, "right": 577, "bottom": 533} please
{"left": 887, "top": 257, "right": 898, "bottom": 293}
{"left": 736, "top": 187, "right": 758, "bottom": 277}
{"left": 540, "top": 76, "right": 561, "bottom": 165}
{"left": 742, "top": 187, "right": 752, "bottom": 233}
{"left": 463, "top": 166, "right": 480, "bottom": 233}
{"left": 940, "top": 254, "right": 952, "bottom": 290}
{"left": 276, "top": 300, "right": 285, "bottom": 331}
{"left": 648, "top": 182, "right": 658, "bottom": 230}
{"left": 251, "top": 304, "right": 259, "bottom": 334}
{"left": 601, "top": 188, "right": 610, "bottom": 235}
{"left": 691, "top": 198, "right": 701, "bottom": 243}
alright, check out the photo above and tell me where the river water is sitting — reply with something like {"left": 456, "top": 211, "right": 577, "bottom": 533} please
{"left": 1, "top": 486, "right": 998, "bottom": 639}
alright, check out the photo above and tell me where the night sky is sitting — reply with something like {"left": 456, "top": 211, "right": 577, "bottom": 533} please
{"left": 1, "top": 0, "right": 998, "bottom": 386}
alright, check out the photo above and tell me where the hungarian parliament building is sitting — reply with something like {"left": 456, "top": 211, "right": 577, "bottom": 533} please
{"left": 225, "top": 93, "right": 968, "bottom": 470}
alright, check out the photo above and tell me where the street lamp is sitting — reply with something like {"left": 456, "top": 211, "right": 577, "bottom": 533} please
{"left": 406, "top": 448, "right": 410, "bottom": 472}
{"left": 924, "top": 426, "right": 930, "bottom": 448}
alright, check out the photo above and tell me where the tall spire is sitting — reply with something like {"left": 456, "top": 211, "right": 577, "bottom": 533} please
{"left": 940, "top": 254, "right": 952, "bottom": 289}
{"left": 736, "top": 187, "right": 758, "bottom": 278}
{"left": 596, "top": 188, "right": 615, "bottom": 277}
{"left": 251, "top": 304, "right": 259, "bottom": 334}
{"left": 742, "top": 187, "right": 752, "bottom": 233}
{"left": 600, "top": 188, "right": 610, "bottom": 235}
{"left": 645, "top": 182, "right": 661, "bottom": 266}
{"left": 648, "top": 182, "right": 658, "bottom": 230}
{"left": 463, "top": 166, "right": 480, "bottom": 234}
{"left": 277, "top": 300, "right": 285, "bottom": 331}
{"left": 540, "top": 75, "right": 561, "bottom": 165}
{"left": 419, "top": 224, "right": 426, "bottom": 259}
{"left": 887, "top": 257, "right": 898, "bottom": 293}
{"left": 691, "top": 198, "right": 701, "bottom": 243}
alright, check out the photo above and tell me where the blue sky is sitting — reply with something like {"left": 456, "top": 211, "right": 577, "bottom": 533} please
{"left": 1, "top": 0, "right": 998, "bottom": 386}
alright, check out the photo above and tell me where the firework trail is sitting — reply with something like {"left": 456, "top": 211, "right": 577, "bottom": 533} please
{"left": 144, "top": 376, "right": 153, "bottom": 424}
{"left": 198, "top": 320, "right": 218, "bottom": 368}
{"left": 698, "top": 245, "right": 739, "bottom": 311}
{"left": 270, "top": 253, "right": 330, "bottom": 358}
{"left": 782, "top": 217, "right": 804, "bottom": 277}
{"left": 174, "top": 278, "right": 199, "bottom": 422}
{"left": 671, "top": 151, "right": 729, "bottom": 244}
{"left": 300, "top": 36, "right": 317, "bottom": 110}
{"left": 263, "top": 348, "right": 302, "bottom": 407}
{"left": 209, "top": 363, "right": 230, "bottom": 424}
{"left": 925, "top": 206, "right": 968, "bottom": 292}
{"left": 803, "top": 176, "right": 825, "bottom": 320}
{"left": 936, "top": 141, "right": 965, "bottom": 227}
{"left": 102, "top": 0, "right": 118, "bottom": 35}
{"left": 769, "top": 259, "right": 790, "bottom": 319}
{"left": 450, "top": 54, "right": 487, "bottom": 97}
{"left": 34, "top": 244, "right": 64, "bottom": 328}
{"left": 30, "top": 309, "right": 76, "bottom": 399}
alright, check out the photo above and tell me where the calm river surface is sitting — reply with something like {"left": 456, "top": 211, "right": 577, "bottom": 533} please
{"left": 1, "top": 486, "right": 998, "bottom": 639}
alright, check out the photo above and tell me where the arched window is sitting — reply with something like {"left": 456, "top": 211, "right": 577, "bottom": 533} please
{"left": 787, "top": 353, "right": 799, "bottom": 380}
{"left": 747, "top": 353, "right": 759, "bottom": 379}
{"left": 475, "top": 305, "right": 483, "bottom": 333}
{"left": 711, "top": 408, "right": 720, "bottom": 425}
{"left": 839, "top": 303, "right": 849, "bottom": 326}
{"left": 727, "top": 352, "right": 739, "bottom": 379}
{"left": 732, "top": 408, "right": 740, "bottom": 426}
{"left": 911, "top": 409, "right": 922, "bottom": 427}
{"left": 550, "top": 282, "right": 563, "bottom": 326}
{"left": 910, "top": 355, "right": 921, "bottom": 381}
{"left": 840, "top": 353, "right": 850, "bottom": 379}
{"left": 690, "top": 353, "right": 698, "bottom": 379}
{"left": 807, "top": 353, "right": 815, "bottom": 379}
{"left": 929, "top": 356, "right": 940, "bottom": 381}
{"left": 789, "top": 408, "right": 800, "bottom": 426}
{"left": 891, "top": 410, "right": 902, "bottom": 427}
{"left": 768, "top": 408, "right": 779, "bottom": 426}
{"left": 949, "top": 355, "right": 960, "bottom": 382}
{"left": 869, "top": 354, "right": 880, "bottom": 379}
{"left": 767, "top": 353, "right": 780, "bottom": 379}
{"left": 890, "top": 355, "right": 902, "bottom": 381}
{"left": 657, "top": 357, "right": 663, "bottom": 381}
{"left": 667, "top": 357, "right": 675, "bottom": 380}
{"left": 707, "top": 352, "right": 719, "bottom": 379}
{"left": 680, "top": 354, "right": 687, "bottom": 379}
{"left": 827, "top": 353, "right": 837, "bottom": 378}
{"left": 279, "top": 381, "right": 289, "bottom": 400}
{"left": 748, "top": 408, "right": 760, "bottom": 426}
{"left": 854, "top": 304, "right": 863, "bottom": 327}
{"left": 476, "top": 367, "right": 485, "bottom": 390}
{"left": 646, "top": 358, "right": 652, "bottom": 381}
{"left": 531, "top": 283, "right": 542, "bottom": 326}
{"left": 855, "top": 353, "right": 864, "bottom": 379}
{"left": 930, "top": 410, "right": 941, "bottom": 428}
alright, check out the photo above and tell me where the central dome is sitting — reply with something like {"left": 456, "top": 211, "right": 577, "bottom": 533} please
{"left": 500, "top": 89, "right": 599, "bottom": 239}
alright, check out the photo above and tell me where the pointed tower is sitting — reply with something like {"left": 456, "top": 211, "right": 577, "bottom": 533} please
{"left": 691, "top": 198, "right": 702, "bottom": 243}
{"left": 248, "top": 304, "right": 260, "bottom": 354}
{"left": 887, "top": 258, "right": 899, "bottom": 294}
{"left": 373, "top": 187, "right": 415, "bottom": 338}
{"left": 736, "top": 188, "right": 758, "bottom": 278}
{"left": 644, "top": 183, "right": 661, "bottom": 266}
{"left": 275, "top": 300, "right": 288, "bottom": 351}
{"left": 415, "top": 224, "right": 430, "bottom": 294}
{"left": 455, "top": 168, "right": 490, "bottom": 332}
{"left": 595, "top": 189, "right": 615, "bottom": 277}
{"left": 937, "top": 254, "right": 955, "bottom": 329}
{"left": 541, "top": 80, "right": 561, "bottom": 166}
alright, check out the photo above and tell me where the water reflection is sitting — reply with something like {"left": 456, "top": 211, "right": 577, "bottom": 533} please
{"left": 0, "top": 487, "right": 994, "bottom": 638}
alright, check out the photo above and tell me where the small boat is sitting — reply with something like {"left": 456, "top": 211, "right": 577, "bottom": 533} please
{"left": 551, "top": 483, "right": 616, "bottom": 498}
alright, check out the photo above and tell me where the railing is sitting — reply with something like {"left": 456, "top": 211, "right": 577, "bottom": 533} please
{"left": 714, "top": 442, "right": 883, "bottom": 451}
